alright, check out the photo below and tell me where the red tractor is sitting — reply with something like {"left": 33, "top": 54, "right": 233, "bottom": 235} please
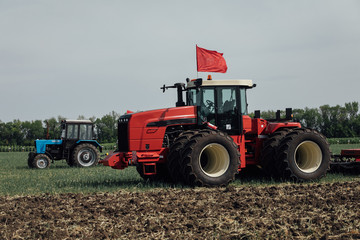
{"left": 100, "top": 77, "right": 330, "bottom": 186}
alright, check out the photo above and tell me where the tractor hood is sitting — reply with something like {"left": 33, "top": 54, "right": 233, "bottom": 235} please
{"left": 127, "top": 106, "right": 197, "bottom": 128}
{"left": 118, "top": 106, "right": 197, "bottom": 152}
{"left": 35, "top": 139, "right": 62, "bottom": 154}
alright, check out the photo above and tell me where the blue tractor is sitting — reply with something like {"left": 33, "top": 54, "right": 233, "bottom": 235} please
{"left": 28, "top": 119, "right": 102, "bottom": 169}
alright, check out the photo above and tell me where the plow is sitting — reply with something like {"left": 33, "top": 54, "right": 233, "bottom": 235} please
{"left": 331, "top": 149, "right": 360, "bottom": 173}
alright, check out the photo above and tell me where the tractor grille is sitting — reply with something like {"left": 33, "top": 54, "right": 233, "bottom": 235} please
{"left": 118, "top": 114, "right": 131, "bottom": 152}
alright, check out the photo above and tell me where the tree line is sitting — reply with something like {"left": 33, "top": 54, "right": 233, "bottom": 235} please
{"left": 1, "top": 102, "right": 360, "bottom": 146}
{"left": 0, "top": 111, "right": 120, "bottom": 146}
{"left": 258, "top": 102, "right": 360, "bottom": 138}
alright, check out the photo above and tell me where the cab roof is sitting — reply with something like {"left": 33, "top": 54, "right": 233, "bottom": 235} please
{"left": 61, "top": 119, "right": 93, "bottom": 124}
{"left": 186, "top": 79, "right": 254, "bottom": 89}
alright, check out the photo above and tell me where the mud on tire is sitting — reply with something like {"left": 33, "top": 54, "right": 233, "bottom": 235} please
{"left": 276, "top": 128, "right": 330, "bottom": 181}
{"left": 181, "top": 130, "right": 240, "bottom": 187}
{"left": 72, "top": 143, "right": 100, "bottom": 167}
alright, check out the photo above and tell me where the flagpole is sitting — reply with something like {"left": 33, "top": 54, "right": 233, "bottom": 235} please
{"left": 196, "top": 44, "right": 198, "bottom": 78}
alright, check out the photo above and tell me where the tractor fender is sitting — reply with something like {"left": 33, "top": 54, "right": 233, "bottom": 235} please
{"left": 76, "top": 140, "right": 103, "bottom": 152}
{"left": 30, "top": 151, "right": 54, "bottom": 160}
{"left": 263, "top": 122, "right": 301, "bottom": 135}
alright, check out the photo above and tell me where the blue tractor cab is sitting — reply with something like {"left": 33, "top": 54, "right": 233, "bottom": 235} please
{"left": 28, "top": 120, "right": 102, "bottom": 169}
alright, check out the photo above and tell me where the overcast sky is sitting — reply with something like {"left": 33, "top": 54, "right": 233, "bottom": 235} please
{"left": 1, "top": 0, "right": 359, "bottom": 122}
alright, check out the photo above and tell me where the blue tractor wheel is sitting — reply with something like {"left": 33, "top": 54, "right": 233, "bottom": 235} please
{"left": 32, "top": 154, "right": 51, "bottom": 169}
{"left": 72, "top": 143, "right": 100, "bottom": 167}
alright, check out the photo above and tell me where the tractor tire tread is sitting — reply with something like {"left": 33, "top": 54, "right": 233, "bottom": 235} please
{"left": 180, "top": 130, "right": 240, "bottom": 187}
{"left": 276, "top": 128, "right": 330, "bottom": 181}
{"left": 167, "top": 130, "right": 198, "bottom": 183}
{"left": 72, "top": 143, "right": 100, "bottom": 167}
{"left": 260, "top": 129, "right": 292, "bottom": 177}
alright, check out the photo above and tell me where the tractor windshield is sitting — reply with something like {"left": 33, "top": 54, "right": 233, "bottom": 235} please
{"left": 61, "top": 129, "right": 65, "bottom": 139}
{"left": 187, "top": 88, "right": 215, "bottom": 124}
{"left": 187, "top": 88, "right": 199, "bottom": 106}
{"left": 187, "top": 86, "right": 248, "bottom": 134}
{"left": 188, "top": 87, "right": 248, "bottom": 115}
{"left": 79, "top": 124, "right": 93, "bottom": 140}
{"left": 66, "top": 124, "right": 79, "bottom": 139}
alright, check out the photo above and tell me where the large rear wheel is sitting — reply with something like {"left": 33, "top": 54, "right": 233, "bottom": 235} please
{"left": 276, "top": 128, "right": 330, "bottom": 181}
{"left": 72, "top": 143, "right": 100, "bottom": 167}
{"left": 181, "top": 130, "right": 240, "bottom": 187}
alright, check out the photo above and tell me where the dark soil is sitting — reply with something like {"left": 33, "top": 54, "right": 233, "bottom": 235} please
{"left": 1, "top": 181, "right": 360, "bottom": 239}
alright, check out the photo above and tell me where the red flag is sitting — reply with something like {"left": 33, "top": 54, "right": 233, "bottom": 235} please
{"left": 196, "top": 46, "right": 228, "bottom": 73}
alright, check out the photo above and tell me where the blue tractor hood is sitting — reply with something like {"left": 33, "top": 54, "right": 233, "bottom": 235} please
{"left": 35, "top": 139, "right": 62, "bottom": 154}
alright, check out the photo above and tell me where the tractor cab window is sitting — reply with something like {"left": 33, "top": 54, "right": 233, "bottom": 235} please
{"left": 187, "top": 88, "right": 215, "bottom": 124}
{"left": 187, "top": 88, "right": 199, "bottom": 106}
{"left": 240, "top": 88, "right": 248, "bottom": 115}
{"left": 217, "top": 87, "right": 238, "bottom": 131}
{"left": 79, "top": 124, "right": 93, "bottom": 140}
{"left": 187, "top": 86, "right": 244, "bottom": 134}
{"left": 200, "top": 88, "right": 215, "bottom": 125}
{"left": 66, "top": 124, "right": 78, "bottom": 139}
{"left": 93, "top": 125, "right": 98, "bottom": 139}
{"left": 61, "top": 129, "right": 65, "bottom": 139}
{"left": 60, "top": 123, "right": 66, "bottom": 139}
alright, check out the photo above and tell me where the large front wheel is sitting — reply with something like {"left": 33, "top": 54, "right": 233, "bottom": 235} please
{"left": 181, "top": 130, "right": 240, "bottom": 187}
{"left": 32, "top": 154, "right": 51, "bottom": 169}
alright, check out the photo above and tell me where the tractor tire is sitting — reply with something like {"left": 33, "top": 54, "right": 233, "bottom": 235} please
{"left": 72, "top": 143, "right": 100, "bottom": 167}
{"left": 32, "top": 154, "right": 51, "bottom": 169}
{"left": 167, "top": 130, "right": 198, "bottom": 183}
{"left": 136, "top": 163, "right": 170, "bottom": 182}
{"left": 260, "top": 129, "right": 292, "bottom": 177}
{"left": 27, "top": 152, "right": 36, "bottom": 168}
{"left": 181, "top": 130, "right": 240, "bottom": 187}
{"left": 276, "top": 128, "right": 330, "bottom": 181}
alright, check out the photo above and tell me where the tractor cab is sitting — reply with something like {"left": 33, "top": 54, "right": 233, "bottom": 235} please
{"left": 185, "top": 77, "right": 255, "bottom": 135}
{"left": 60, "top": 120, "right": 96, "bottom": 146}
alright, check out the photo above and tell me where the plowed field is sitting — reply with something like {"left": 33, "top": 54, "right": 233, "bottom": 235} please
{"left": 1, "top": 181, "right": 360, "bottom": 239}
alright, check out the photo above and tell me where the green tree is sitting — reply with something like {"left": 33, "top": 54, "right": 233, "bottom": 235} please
{"left": 0, "top": 121, "right": 6, "bottom": 145}
{"left": 21, "top": 120, "right": 44, "bottom": 145}
{"left": 344, "top": 102, "right": 359, "bottom": 136}
{"left": 95, "top": 111, "right": 119, "bottom": 143}
{"left": 44, "top": 117, "right": 61, "bottom": 139}
{"left": 302, "top": 107, "right": 322, "bottom": 131}
{"left": 0, "top": 120, "right": 24, "bottom": 145}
